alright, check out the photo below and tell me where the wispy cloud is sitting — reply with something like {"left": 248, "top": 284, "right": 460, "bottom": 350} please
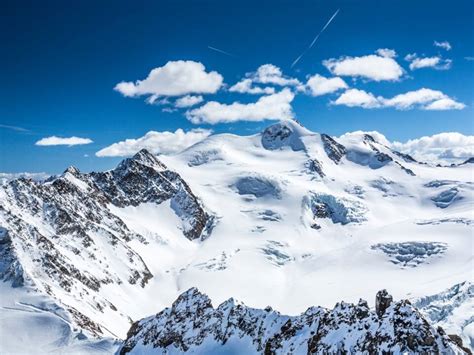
{"left": 35, "top": 136, "right": 93, "bottom": 146}
{"left": 405, "top": 54, "right": 452, "bottom": 71}
{"left": 433, "top": 40, "right": 452, "bottom": 51}
{"left": 229, "top": 64, "right": 302, "bottom": 95}
{"left": 208, "top": 46, "right": 235, "bottom": 57}
{"left": 0, "top": 124, "right": 31, "bottom": 133}
{"left": 291, "top": 8, "right": 340, "bottom": 68}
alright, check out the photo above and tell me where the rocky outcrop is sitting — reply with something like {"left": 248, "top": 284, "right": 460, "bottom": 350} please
{"left": 261, "top": 120, "right": 308, "bottom": 151}
{"left": 320, "top": 134, "right": 346, "bottom": 164}
{"left": 375, "top": 289, "right": 393, "bottom": 317}
{"left": 119, "top": 288, "right": 467, "bottom": 354}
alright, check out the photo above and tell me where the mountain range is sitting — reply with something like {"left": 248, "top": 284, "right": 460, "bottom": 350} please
{"left": 1, "top": 120, "right": 472, "bottom": 354}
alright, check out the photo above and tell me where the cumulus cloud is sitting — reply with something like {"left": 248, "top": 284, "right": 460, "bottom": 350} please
{"left": 254, "top": 64, "right": 301, "bottom": 86}
{"left": 376, "top": 48, "right": 397, "bottom": 58}
{"left": 332, "top": 89, "right": 381, "bottom": 108}
{"left": 405, "top": 54, "right": 452, "bottom": 70}
{"left": 434, "top": 41, "right": 452, "bottom": 51}
{"left": 229, "top": 64, "right": 302, "bottom": 95}
{"left": 306, "top": 74, "right": 348, "bottom": 96}
{"left": 114, "top": 60, "right": 223, "bottom": 99}
{"left": 332, "top": 88, "right": 465, "bottom": 110}
{"left": 186, "top": 88, "right": 295, "bottom": 124}
{"left": 96, "top": 128, "right": 212, "bottom": 157}
{"left": 35, "top": 136, "right": 93, "bottom": 146}
{"left": 392, "top": 132, "right": 474, "bottom": 164}
{"left": 383, "top": 88, "right": 448, "bottom": 109}
{"left": 175, "top": 95, "right": 204, "bottom": 108}
{"left": 423, "top": 98, "right": 466, "bottom": 110}
{"left": 323, "top": 51, "right": 404, "bottom": 81}
{"left": 229, "top": 78, "right": 275, "bottom": 95}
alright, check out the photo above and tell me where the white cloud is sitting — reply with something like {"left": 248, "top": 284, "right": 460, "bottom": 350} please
{"left": 175, "top": 95, "right": 204, "bottom": 108}
{"left": 423, "top": 98, "right": 466, "bottom": 111}
{"left": 35, "top": 136, "right": 93, "bottom": 146}
{"left": 332, "top": 89, "right": 381, "bottom": 108}
{"left": 114, "top": 60, "right": 223, "bottom": 99}
{"left": 383, "top": 88, "right": 447, "bottom": 109}
{"left": 339, "top": 131, "right": 473, "bottom": 164}
{"left": 392, "top": 132, "right": 474, "bottom": 164}
{"left": 0, "top": 172, "right": 50, "bottom": 184}
{"left": 332, "top": 88, "right": 465, "bottom": 111}
{"left": 306, "top": 74, "right": 348, "bottom": 96}
{"left": 229, "top": 64, "right": 302, "bottom": 95}
{"left": 376, "top": 48, "right": 397, "bottom": 58}
{"left": 405, "top": 54, "right": 452, "bottom": 70}
{"left": 434, "top": 40, "right": 452, "bottom": 51}
{"left": 186, "top": 88, "right": 295, "bottom": 124}
{"left": 96, "top": 128, "right": 212, "bottom": 157}
{"left": 229, "top": 78, "right": 276, "bottom": 95}
{"left": 253, "top": 64, "right": 301, "bottom": 86}
{"left": 323, "top": 51, "right": 404, "bottom": 81}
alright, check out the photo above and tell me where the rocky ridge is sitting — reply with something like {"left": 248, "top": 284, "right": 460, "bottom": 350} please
{"left": 119, "top": 288, "right": 468, "bottom": 354}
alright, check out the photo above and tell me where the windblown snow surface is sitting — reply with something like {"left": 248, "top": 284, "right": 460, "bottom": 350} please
{"left": 1, "top": 120, "right": 473, "bottom": 353}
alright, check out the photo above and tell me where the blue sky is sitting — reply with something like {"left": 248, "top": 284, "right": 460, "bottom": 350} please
{"left": 2, "top": 0, "right": 473, "bottom": 174}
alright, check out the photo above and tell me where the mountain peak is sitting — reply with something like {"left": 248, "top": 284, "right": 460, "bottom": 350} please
{"left": 63, "top": 166, "right": 80, "bottom": 176}
{"left": 118, "top": 149, "right": 168, "bottom": 171}
{"left": 261, "top": 120, "right": 312, "bottom": 151}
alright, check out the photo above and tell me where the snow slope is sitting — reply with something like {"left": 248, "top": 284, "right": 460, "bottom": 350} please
{"left": 0, "top": 120, "right": 472, "bottom": 353}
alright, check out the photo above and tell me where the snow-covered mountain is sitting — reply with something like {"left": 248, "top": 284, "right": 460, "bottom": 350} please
{"left": 118, "top": 287, "right": 468, "bottom": 354}
{"left": 1, "top": 120, "right": 472, "bottom": 353}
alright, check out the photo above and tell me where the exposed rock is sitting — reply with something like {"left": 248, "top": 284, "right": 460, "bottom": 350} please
{"left": 119, "top": 288, "right": 467, "bottom": 354}
{"left": 261, "top": 121, "right": 307, "bottom": 151}
{"left": 375, "top": 289, "right": 393, "bottom": 317}
{"left": 320, "top": 134, "right": 346, "bottom": 164}
{"left": 305, "top": 158, "right": 325, "bottom": 178}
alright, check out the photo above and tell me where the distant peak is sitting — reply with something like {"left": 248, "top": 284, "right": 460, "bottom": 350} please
{"left": 119, "top": 149, "right": 167, "bottom": 170}
{"left": 63, "top": 166, "right": 80, "bottom": 176}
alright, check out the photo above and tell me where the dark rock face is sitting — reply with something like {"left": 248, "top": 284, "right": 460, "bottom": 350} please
{"left": 119, "top": 288, "right": 467, "bottom": 354}
{"left": 261, "top": 121, "right": 306, "bottom": 151}
{"left": 320, "top": 134, "right": 346, "bottom": 164}
{"left": 376, "top": 289, "right": 393, "bottom": 317}
{"left": 461, "top": 157, "right": 474, "bottom": 165}
{"left": 392, "top": 150, "right": 418, "bottom": 163}
{"left": 305, "top": 159, "right": 325, "bottom": 178}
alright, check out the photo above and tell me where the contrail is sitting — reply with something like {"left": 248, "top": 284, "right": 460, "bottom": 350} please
{"left": 291, "top": 8, "right": 340, "bottom": 68}
{"left": 208, "top": 46, "right": 235, "bottom": 57}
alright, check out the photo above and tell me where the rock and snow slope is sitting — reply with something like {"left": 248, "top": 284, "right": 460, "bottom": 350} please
{"left": 0, "top": 120, "right": 473, "bottom": 353}
{"left": 119, "top": 288, "right": 467, "bottom": 354}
